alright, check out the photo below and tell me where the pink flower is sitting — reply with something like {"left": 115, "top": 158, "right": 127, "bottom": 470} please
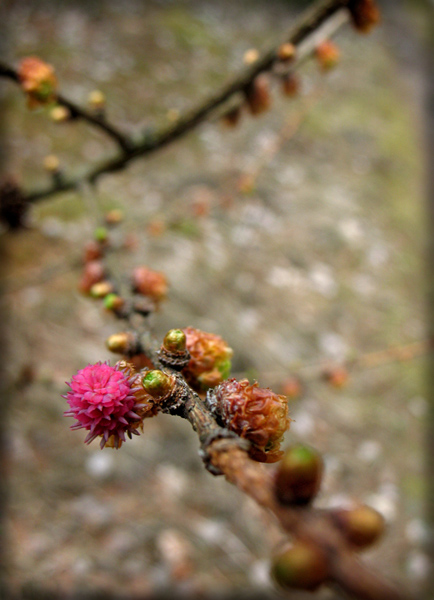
{"left": 63, "top": 362, "right": 145, "bottom": 449}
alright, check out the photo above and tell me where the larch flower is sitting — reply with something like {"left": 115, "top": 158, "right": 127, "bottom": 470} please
{"left": 18, "top": 56, "right": 57, "bottom": 109}
{"left": 207, "top": 378, "right": 291, "bottom": 463}
{"left": 131, "top": 266, "right": 168, "bottom": 306}
{"left": 63, "top": 361, "right": 155, "bottom": 449}
{"left": 182, "top": 327, "right": 233, "bottom": 393}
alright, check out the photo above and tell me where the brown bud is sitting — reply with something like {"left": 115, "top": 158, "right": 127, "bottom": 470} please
{"left": 105, "top": 209, "right": 124, "bottom": 225}
{"left": 131, "top": 266, "right": 168, "bottom": 306}
{"left": 348, "top": 0, "right": 380, "bottom": 33}
{"left": 244, "top": 75, "right": 271, "bottom": 116}
{"left": 274, "top": 445, "right": 323, "bottom": 505}
{"left": 221, "top": 106, "right": 242, "bottom": 128}
{"left": 43, "top": 155, "right": 60, "bottom": 173}
{"left": 83, "top": 240, "right": 103, "bottom": 262}
{"left": 271, "top": 542, "right": 328, "bottom": 591}
{"left": 331, "top": 505, "right": 385, "bottom": 549}
{"left": 315, "top": 41, "right": 340, "bottom": 71}
{"left": 277, "top": 43, "right": 296, "bottom": 62}
{"left": 323, "top": 366, "right": 349, "bottom": 388}
{"left": 88, "top": 90, "right": 106, "bottom": 110}
{"left": 208, "top": 378, "right": 291, "bottom": 463}
{"left": 281, "top": 73, "right": 300, "bottom": 97}
{"left": 281, "top": 376, "right": 302, "bottom": 400}
{"left": 78, "top": 260, "right": 106, "bottom": 294}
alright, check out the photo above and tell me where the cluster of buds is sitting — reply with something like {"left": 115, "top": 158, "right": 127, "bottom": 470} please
{"left": 63, "top": 361, "right": 157, "bottom": 449}
{"left": 270, "top": 443, "right": 385, "bottom": 591}
{"left": 18, "top": 56, "right": 57, "bottom": 109}
{"left": 181, "top": 327, "right": 233, "bottom": 393}
{"left": 206, "top": 378, "right": 290, "bottom": 463}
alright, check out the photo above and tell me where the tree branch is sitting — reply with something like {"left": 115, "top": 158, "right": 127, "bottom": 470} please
{"left": 1, "top": 0, "right": 352, "bottom": 204}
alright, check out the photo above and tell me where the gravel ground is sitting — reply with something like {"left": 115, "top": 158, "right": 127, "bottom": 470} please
{"left": 0, "top": 1, "right": 429, "bottom": 598}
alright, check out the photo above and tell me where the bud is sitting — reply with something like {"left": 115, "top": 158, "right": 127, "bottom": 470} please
{"left": 274, "top": 445, "right": 323, "bottom": 505}
{"left": 18, "top": 56, "right": 57, "bottom": 109}
{"left": 271, "top": 542, "right": 328, "bottom": 591}
{"left": 131, "top": 266, "right": 168, "bottom": 306}
{"left": 105, "top": 209, "right": 124, "bottom": 226}
{"left": 94, "top": 226, "right": 109, "bottom": 244}
{"left": 277, "top": 43, "right": 296, "bottom": 62}
{"left": 331, "top": 505, "right": 385, "bottom": 549}
{"left": 106, "top": 332, "right": 138, "bottom": 355}
{"left": 281, "top": 73, "right": 300, "bottom": 98}
{"left": 78, "top": 260, "right": 106, "bottom": 294}
{"left": 89, "top": 281, "right": 114, "bottom": 298}
{"left": 104, "top": 293, "right": 125, "bottom": 312}
{"left": 43, "top": 154, "right": 60, "bottom": 174}
{"left": 50, "top": 105, "right": 70, "bottom": 122}
{"left": 207, "top": 378, "right": 290, "bottom": 463}
{"left": 323, "top": 366, "right": 349, "bottom": 388}
{"left": 142, "top": 370, "right": 175, "bottom": 400}
{"left": 315, "top": 41, "right": 340, "bottom": 71}
{"left": 83, "top": 240, "right": 104, "bottom": 262}
{"left": 164, "top": 329, "right": 187, "bottom": 353}
{"left": 348, "top": 0, "right": 380, "bottom": 33}
{"left": 182, "top": 327, "right": 233, "bottom": 393}
{"left": 281, "top": 376, "right": 302, "bottom": 400}
{"left": 88, "top": 90, "right": 106, "bottom": 110}
{"left": 221, "top": 106, "right": 242, "bottom": 129}
{"left": 244, "top": 75, "right": 271, "bottom": 116}
{"left": 243, "top": 48, "right": 259, "bottom": 65}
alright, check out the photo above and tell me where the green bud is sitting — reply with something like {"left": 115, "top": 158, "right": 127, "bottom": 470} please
{"left": 163, "top": 329, "right": 187, "bottom": 353}
{"left": 104, "top": 293, "right": 124, "bottom": 311}
{"left": 142, "top": 370, "right": 174, "bottom": 399}
{"left": 271, "top": 542, "right": 328, "bottom": 591}
{"left": 274, "top": 444, "right": 323, "bottom": 505}
{"left": 94, "top": 226, "right": 109, "bottom": 243}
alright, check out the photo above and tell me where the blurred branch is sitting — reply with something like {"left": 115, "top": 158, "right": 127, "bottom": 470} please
{"left": 0, "top": 62, "right": 133, "bottom": 152}
{"left": 1, "top": 0, "right": 352, "bottom": 204}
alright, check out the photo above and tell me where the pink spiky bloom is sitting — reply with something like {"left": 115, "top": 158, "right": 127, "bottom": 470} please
{"left": 63, "top": 361, "right": 145, "bottom": 449}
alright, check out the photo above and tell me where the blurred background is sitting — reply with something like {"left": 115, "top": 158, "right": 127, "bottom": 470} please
{"left": 0, "top": 0, "right": 431, "bottom": 598}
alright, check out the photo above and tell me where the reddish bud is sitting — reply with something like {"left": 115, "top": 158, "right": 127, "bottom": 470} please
{"left": 271, "top": 542, "right": 328, "bottom": 591}
{"left": 83, "top": 240, "right": 103, "bottom": 262}
{"left": 274, "top": 445, "right": 323, "bottom": 505}
{"left": 331, "top": 505, "right": 385, "bottom": 549}
{"left": 323, "top": 366, "right": 349, "bottom": 388}
{"left": 208, "top": 378, "right": 290, "bottom": 463}
{"left": 281, "top": 73, "right": 300, "bottom": 97}
{"left": 244, "top": 75, "right": 272, "bottom": 116}
{"left": 182, "top": 327, "right": 233, "bottom": 393}
{"left": 18, "top": 56, "right": 57, "bottom": 108}
{"left": 315, "top": 40, "right": 340, "bottom": 71}
{"left": 78, "top": 260, "right": 106, "bottom": 294}
{"left": 348, "top": 0, "right": 380, "bottom": 33}
{"left": 131, "top": 266, "right": 168, "bottom": 306}
{"left": 282, "top": 376, "right": 302, "bottom": 400}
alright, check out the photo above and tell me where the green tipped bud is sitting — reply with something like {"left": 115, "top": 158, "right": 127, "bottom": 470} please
{"left": 90, "top": 281, "right": 114, "bottom": 299}
{"left": 104, "top": 293, "right": 125, "bottom": 311}
{"left": 331, "top": 505, "right": 385, "bottom": 549}
{"left": 163, "top": 329, "right": 187, "bottom": 353}
{"left": 94, "top": 226, "right": 109, "bottom": 243}
{"left": 271, "top": 542, "right": 328, "bottom": 591}
{"left": 142, "top": 370, "right": 174, "bottom": 399}
{"left": 274, "top": 444, "right": 323, "bottom": 506}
